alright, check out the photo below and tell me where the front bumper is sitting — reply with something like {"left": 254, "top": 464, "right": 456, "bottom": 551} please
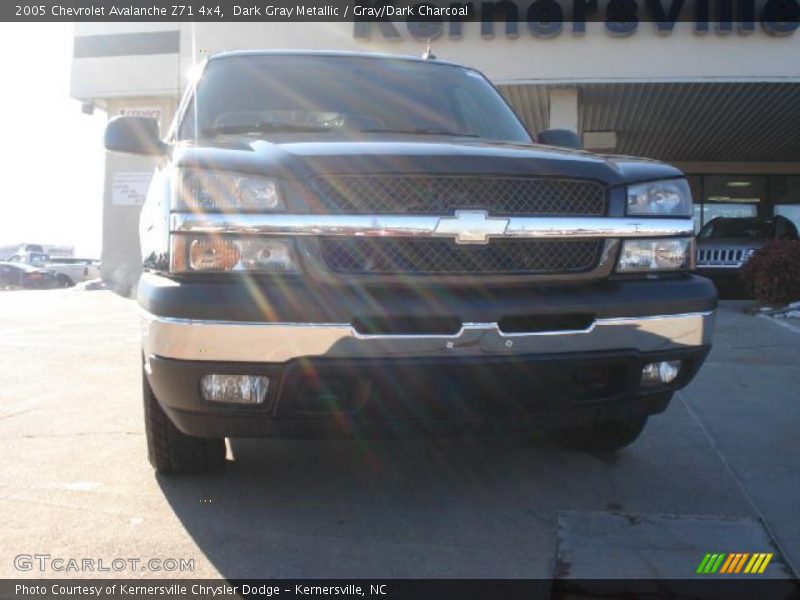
{"left": 146, "top": 349, "right": 708, "bottom": 438}
{"left": 143, "top": 311, "right": 713, "bottom": 363}
{"left": 140, "top": 273, "right": 716, "bottom": 438}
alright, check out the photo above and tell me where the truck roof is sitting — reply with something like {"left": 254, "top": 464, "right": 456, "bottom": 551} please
{"left": 206, "top": 49, "right": 467, "bottom": 70}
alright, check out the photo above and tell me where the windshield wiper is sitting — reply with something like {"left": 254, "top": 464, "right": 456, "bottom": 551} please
{"left": 200, "top": 122, "right": 337, "bottom": 137}
{"left": 359, "top": 127, "right": 480, "bottom": 138}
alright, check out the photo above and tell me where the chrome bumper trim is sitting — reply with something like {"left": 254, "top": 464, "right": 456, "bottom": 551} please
{"left": 142, "top": 311, "right": 714, "bottom": 363}
{"left": 170, "top": 213, "right": 694, "bottom": 241}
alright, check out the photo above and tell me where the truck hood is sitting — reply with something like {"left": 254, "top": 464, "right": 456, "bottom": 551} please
{"left": 171, "top": 135, "right": 682, "bottom": 187}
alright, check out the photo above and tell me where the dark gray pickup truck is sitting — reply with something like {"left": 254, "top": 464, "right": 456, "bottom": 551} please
{"left": 105, "top": 51, "right": 716, "bottom": 475}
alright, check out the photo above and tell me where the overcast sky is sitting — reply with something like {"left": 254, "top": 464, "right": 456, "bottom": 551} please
{"left": 0, "top": 23, "right": 106, "bottom": 256}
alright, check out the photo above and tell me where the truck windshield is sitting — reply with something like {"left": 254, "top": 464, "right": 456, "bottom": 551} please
{"left": 178, "top": 55, "right": 532, "bottom": 144}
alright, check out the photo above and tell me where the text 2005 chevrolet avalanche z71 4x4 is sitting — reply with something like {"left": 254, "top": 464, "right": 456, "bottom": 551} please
{"left": 105, "top": 51, "right": 716, "bottom": 475}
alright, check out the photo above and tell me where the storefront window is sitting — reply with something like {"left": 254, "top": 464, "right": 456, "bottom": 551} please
{"left": 704, "top": 175, "right": 766, "bottom": 204}
{"left": 696, "top": 175, "right": 765, "bottom": 228}
{"left": 688, "top": 174, "right": 800, "bottom": 231}
{"left": 687, "top": 175, "right": 703, "bottom": 232}
{"left": 692, "top": 204, "right": 703, "bottom": 232}
{"left": 775, "top": 205, "right": 800, "bottom": 230}
{"left": 702, "top": 203, "right": 758, "bottom": 223}
{"left": 770, "top": 176, "right": 800, "bottom": 231}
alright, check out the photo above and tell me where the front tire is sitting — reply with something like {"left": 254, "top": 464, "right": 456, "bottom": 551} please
{"left": 548, "top": 415, "right": 648, "bottom": 453}
{"left": 142, "top": 362, "right": 225, "bottom": 475}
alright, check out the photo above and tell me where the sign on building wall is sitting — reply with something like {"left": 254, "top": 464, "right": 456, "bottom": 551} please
{"left": 111, "top": 172, "right": 152, "bottom": 206}
{"left": 117, "top": 106, "right": 163, "bottom": 129}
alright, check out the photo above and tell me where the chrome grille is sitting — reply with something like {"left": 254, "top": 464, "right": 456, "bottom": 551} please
{"left": 320, "top": 238, "right": 603, "bottom": 275}
{"left": 306, "top": 176, "right": 607, "bottom": 216}
{"left": 697, "top": 248, "right": 744, "bottom": 266}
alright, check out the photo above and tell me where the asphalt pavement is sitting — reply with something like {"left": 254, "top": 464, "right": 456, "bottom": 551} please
{"left": 0, "top": 290, "right": 798, "bottom": 580}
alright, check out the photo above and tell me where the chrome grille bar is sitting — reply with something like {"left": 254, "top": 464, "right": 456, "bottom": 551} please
{"left": 171, "top": 214, "right": 694, "bottom": 240}
{"left": 697, "top": 247, "right": 746, "bottom": 267}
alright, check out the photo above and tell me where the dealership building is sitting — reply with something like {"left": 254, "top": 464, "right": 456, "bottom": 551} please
{"left": 69, "top": 18, "right": 800, "bottom": 289}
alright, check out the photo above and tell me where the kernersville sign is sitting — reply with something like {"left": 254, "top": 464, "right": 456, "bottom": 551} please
{"left": 352, "top": 0, "right": 800, "bottom": 38}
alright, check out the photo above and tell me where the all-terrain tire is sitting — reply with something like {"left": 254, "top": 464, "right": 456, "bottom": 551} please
{"left": 143, "top": 363, "right": 225, "bottom": 475}
{"left": 548, "top": 415, "right": 649, "bottom": 453}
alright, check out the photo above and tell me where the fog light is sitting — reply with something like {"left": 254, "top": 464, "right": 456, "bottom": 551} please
{"left": 641, "top": 360, "right": 681, "bottom": 386}
{"left": 201, "top": 374, "right": 269, "bottom": 404}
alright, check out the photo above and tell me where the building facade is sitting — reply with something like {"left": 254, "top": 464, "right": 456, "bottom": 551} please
{"left": 70, "top": 20, "right": 800, "bottom": 289}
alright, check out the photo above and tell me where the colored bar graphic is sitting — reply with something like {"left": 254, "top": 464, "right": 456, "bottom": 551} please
{"left": 699, "top": 552, "right": 774, "bottom": 575}
{"left": 696, "top": 553, "right": 713, "bottom": 574}
{"left": 719, "top": 554, "right": 736, "bottom": 574}
{"left": 710, "top": 554, "right": 725, "bottom": 573}
{"left": 745, "top": 554, "right": 763, "bottom": 573}
{"left": 759, "top": 553, "right": 773, "bottom": 573}
{"left": 697, "top": 553, "right": 727, "bottom": 573}
{"left": 724, "top": 553, "right": 744, "bottom": 574}
{"left": 734, "top": 553, "right": 750, "bottom": 573}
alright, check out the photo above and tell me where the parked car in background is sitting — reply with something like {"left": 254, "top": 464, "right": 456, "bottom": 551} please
{"left": 6, "top": 252, "right": 100, "bottom": 287}
{"left": 47, "top": 256, "right": 101, "bottom": 280}
{"left": 0, "top": 262, "right": 62, "bottom": 290}
{"left": 696, "top": 216, "right": 798, "bottom": 295}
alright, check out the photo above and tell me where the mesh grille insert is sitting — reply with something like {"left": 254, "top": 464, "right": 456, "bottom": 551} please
{"left": 320, "top": 238, "right": 603, "bottom": 275}
{"left": 306, "top": 175, "right": 606, "bottom": 216}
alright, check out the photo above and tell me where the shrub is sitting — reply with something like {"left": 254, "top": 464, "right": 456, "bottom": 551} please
{"left": 740, "top": 240, "right": 800, "bottom": 305}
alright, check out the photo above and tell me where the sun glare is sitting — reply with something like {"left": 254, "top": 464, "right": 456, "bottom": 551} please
{"left": 0, "top": 23, "right": 106, "bottom": 257}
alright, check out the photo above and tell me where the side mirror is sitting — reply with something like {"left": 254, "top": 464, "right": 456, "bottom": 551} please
{"left": 537, "top": 128, "right": 582, "bottom": 150}
{"left": 104, "top": 116, "right": 165, "bottom": 156}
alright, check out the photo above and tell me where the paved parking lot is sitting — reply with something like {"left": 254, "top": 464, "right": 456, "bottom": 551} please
{"left": 0, "top": 290, "right": 799, "bottom": 580}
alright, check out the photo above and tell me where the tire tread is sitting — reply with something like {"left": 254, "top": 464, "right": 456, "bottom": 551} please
{"left": 143, "top": 363, "right": 225, "bottom": 475}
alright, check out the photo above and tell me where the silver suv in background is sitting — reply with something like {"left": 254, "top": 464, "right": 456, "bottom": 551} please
{"left": 696, "top": 216, "right": 798, "bottom": 293}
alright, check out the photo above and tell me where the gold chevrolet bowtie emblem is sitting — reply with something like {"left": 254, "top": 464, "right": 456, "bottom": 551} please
{"left": 434, "top": 210, "right": 510, "bottom": 244}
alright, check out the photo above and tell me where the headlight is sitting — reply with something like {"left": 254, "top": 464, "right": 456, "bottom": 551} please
{"left": 617, "top": 238, "right": 693, "bottom": 272}
{"left": 743, "top": 248, "right": 757, "bottom": 261}
{"left": 170, "top": 236, "right": 300, "bottom": 273}
{"left": 626, "top": 179, "right": 692, "bottom": 216}
{"left": 175, "top": 170, "right": 283, "bottom": 211}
